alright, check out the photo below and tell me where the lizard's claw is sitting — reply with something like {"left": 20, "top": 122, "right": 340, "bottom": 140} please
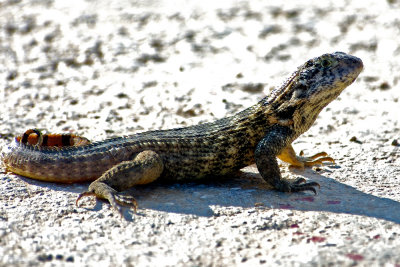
{"left": 101, "top": 192, "right": 137, "bottom": 217}
{"left": 76, "top": 191, "right": 96, "bottom": 207}
{"left": 298, "top": 151, "right": 335, "bottom": 168}
{"left": 277, "top": 178, "right": 320, "bottom": 195}
{"left": 289, "top": 178, "right": 320, "bottom": 195}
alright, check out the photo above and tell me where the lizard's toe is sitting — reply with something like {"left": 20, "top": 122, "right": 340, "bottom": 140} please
{"left": 297, "top": 151, "right": 335, "bottom": 167}
{"left": 114, "top": 193, "right": 138, "bottom": 213}
{"left": 76, "top": 190, "right": 96, "bottom": 207}
{"left": 289, "top": 179, "right": 320, "bottom": 195}
{"left": 276, "top": 179, "right": 320, "bottom": 195}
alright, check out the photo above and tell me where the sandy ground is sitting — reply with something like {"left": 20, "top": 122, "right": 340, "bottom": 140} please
{"left": 0, "top": 0, "right": 399, "bottom": 266}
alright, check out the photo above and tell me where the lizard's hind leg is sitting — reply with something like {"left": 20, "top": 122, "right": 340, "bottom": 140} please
{"left": 76, "top": 150, "right": 164, "bottom": 215}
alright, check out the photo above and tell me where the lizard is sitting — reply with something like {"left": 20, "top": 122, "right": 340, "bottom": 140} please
{"left": 1, "top": 52, "right": 363, "bottom": 214}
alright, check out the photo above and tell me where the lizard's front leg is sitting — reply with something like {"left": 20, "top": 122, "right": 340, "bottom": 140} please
{"left": 255, "top": 126, "right": 319, "bottom": 194}
{"left": 76, "top": 150, "right": 164, "bottom": 214}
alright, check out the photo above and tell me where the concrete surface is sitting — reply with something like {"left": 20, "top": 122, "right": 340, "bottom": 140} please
{"left": 0, "top": 0, "right": 399, "bottom": 266}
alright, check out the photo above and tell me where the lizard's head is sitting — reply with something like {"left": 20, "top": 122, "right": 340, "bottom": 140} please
{"left": 268, "top": 52, "right": 363, "bottom": 134}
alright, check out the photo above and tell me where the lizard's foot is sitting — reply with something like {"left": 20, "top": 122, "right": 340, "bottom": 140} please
{"left": 296, "top": 151, "right": 335, "bottom": 168}
{"left": 277, "top": 145, "right": 335, "bottom": 169}
{"left": 76, "top": 184, "right": 138, "bottom": 216}
{"left": 277, "top": 178, "right": 320, "bottom": 195}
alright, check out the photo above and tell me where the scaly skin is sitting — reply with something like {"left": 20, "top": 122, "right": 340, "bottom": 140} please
{"left": 1, "top": 52, "right": 363, "bottom": 214}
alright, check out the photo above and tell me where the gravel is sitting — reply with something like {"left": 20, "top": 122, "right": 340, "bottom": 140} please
{"left": 1, "top": 0, "right": 399, "bottom": 266}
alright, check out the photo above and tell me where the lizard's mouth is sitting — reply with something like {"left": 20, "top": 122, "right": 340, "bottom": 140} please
{"left": 338, "top": 52, "right": 364, "bottom": 81}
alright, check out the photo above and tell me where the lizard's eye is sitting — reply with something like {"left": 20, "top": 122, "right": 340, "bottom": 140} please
{"left": 320, "top": 58, "right": 332, "bottom": 68}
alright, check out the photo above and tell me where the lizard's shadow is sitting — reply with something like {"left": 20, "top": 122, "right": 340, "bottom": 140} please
{"left": 127, "top": 165, "right": 400, "bottom": 223}
{"left": 15, "top": 165, "right": 400, "bottom": 223}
